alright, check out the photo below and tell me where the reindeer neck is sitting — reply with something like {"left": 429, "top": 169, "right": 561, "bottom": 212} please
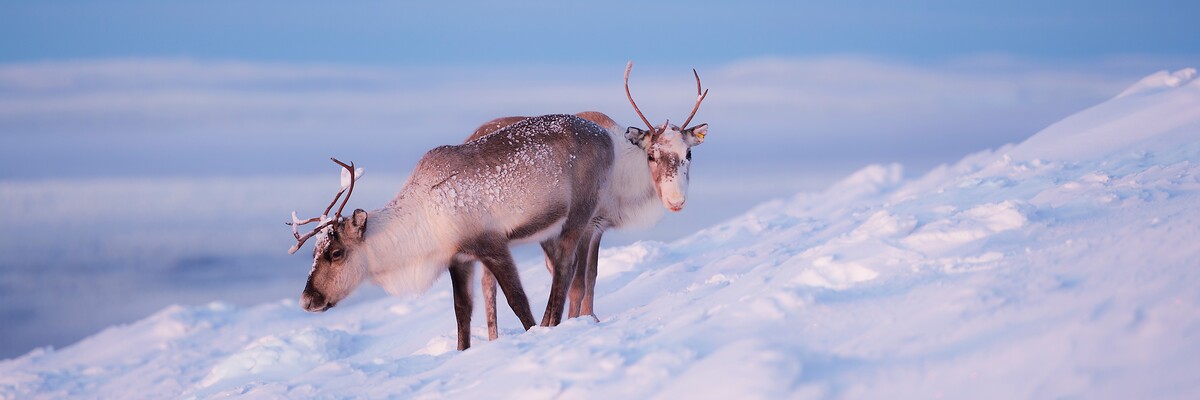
{"left": 357, "top": 197, "right": 450, "bottom": 295}
{"left": 604, "top": 132, "right": 666, "bottom": 230}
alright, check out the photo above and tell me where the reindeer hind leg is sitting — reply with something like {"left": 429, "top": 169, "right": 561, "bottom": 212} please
{"left": 481, "top": 266, "right": 499, "bottom": 341}
{"left": 469, "top": 234, "right": 537, "bottom": 331}
{"left": 580, "top": 229, "right": 604, "bottom": 322}
{"left": 448, "top": 259, "right": 475, "bottom": 351}
{"left": 567, "top": 229, "right": 596, "bottom": 319}
{"left": 541, "top": 212, "right": 594, "bottom": 327}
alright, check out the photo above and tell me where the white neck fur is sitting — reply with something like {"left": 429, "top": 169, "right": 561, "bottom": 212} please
{"left": 352, "top": 195, "right": 452, "bottom": 296}
{"left": 602, "top": 130, "right": 666, "bottom": 230}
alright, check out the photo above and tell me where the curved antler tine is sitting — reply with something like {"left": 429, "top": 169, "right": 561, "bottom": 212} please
{"left": 680, "top": 69, "right": 709, "bottom": 130}
{"left": 287, "top": 211, "right": 323, "bottom": 227}
{"left": 287, "top": 157, "right": 362, "bottom": 254}
{"left": 289, "top": 219, "right": 337, "bottom": 254}
{"left": 330, "top": 158, "right": 356, "bottom": 220}
{"left": 287, "top": 211, "right": 322, "bottom": 240}
{"left": 317, "top": 158, "right": 364, "bottom": 218}
{"left": 624, "top": 61, "right": 657, "bottom": 134}
{"left": 320, "top": 191, "right": 345, "bottom": 219}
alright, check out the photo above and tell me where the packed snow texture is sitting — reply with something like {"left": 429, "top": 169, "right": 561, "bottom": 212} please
{"left": 3, "top": 69, "right": 1199, "bottom": 399}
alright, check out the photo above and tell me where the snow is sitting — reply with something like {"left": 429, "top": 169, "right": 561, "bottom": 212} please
{"left": 1010, "top": 67, "right": 1199, "bottom": 161}
{"left": 340, "top": 166, "right": 365, "bottom": 191}
{"left": 4, "top": 69, "right": 1200, "bottom": 398}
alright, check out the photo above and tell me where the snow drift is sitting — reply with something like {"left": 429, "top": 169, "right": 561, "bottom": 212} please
{"left": 2, "top": 69, "right": 1199, "bottom": 399}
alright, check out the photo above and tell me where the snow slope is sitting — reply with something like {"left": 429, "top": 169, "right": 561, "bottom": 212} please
{"left": 3, "top": 68, "right": 1199, "bottom": 399}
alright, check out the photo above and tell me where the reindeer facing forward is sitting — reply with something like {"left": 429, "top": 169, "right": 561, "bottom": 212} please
{"left": 287, "top": 114, "right": 614, "bottom": 350}
{"left": 468, "top": 62, "right": 710, "bottom": 340}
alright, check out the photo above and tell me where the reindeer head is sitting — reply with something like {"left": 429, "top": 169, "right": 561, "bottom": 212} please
{"left": 623, "top": 62, "right": 709, "bottom": 212}
{"left": 286, "top": 158, "right": 369, "bottom": 312}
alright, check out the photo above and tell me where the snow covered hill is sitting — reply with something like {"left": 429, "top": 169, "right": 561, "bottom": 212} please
{"left": 3, "top": 68, "right": 1199, "bottom": 399}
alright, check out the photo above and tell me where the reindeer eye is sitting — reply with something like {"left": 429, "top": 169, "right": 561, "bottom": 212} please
{"left": 647, "top": 153, "right": 656, "bottom": 162}
{"left": 330, "top": 248, "right": 345, "bottom": 260}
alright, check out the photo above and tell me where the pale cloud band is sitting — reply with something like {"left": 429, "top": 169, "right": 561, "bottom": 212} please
{"left": 1, "top": 56, "right": 1173, "bottom": 178}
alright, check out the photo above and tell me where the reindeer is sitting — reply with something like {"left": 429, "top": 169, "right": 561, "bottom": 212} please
{"left": 467, "top": 62, "right": 710, "bottom": 340}
{"left": 286, "top": 114, "right": 614, "bottom": 350}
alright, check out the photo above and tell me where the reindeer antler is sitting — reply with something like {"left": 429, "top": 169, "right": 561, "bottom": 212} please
{"left": 288, "top": 217, "right": 337, "bottom": 255}
{"left": 624, "top": 61, "right": 657, "bottom": 134}
{"left": 625, "top": 62, "right": 710, "bottom": 133}
{"left": 679, "top": 68, "right": 709, "bottom": 130}
{"left": 329, "top": 158, "right": 358, "bottom": 219}
{"left": 286, "top": 157, "right": 363, "bottom": 254}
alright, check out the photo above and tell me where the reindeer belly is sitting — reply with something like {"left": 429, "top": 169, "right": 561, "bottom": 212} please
{"left": 504, "top": 203, "right": 568, "bottom": 244}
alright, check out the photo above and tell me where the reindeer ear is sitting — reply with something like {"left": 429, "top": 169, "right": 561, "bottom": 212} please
{"left": 625, "top": 127, "right": 650, "bottom": 148}
{"left": 683, "top": 124, "right": 707, "bottom": 146}
{"left": 343, "top": 209, "right": 368, "bottom": 242}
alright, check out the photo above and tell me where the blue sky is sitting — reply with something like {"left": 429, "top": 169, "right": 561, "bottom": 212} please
{"left": 3, "top": 1, "right": 1198, "bottom": 65}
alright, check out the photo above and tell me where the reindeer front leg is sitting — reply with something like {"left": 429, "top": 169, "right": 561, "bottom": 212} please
{"left": 448, "top": 259, "right": 475, "bottom": 351}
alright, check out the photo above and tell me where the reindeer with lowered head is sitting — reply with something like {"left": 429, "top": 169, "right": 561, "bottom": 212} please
{"left": 287, "top": 114, "right": 614, "bottom": 350}
{"left": 468, "top": 62, "right": 710, "bottom": 340}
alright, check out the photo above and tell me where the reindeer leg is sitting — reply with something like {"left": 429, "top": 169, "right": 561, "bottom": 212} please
{"left": 567, "top": 229, "right": 595, "bottom": 319}
{"left": 543, "top": 226, "right": 590, "bottom": 327}
{"left": 481, "top": 266, "right": 499, "bottom": 341}
{"left": 448, "top": 259, "right": 474, "bottom": 351}
{"left": 470, "top": 235, "right": 537, "bottom": 331}
{"left": 580, "top": 229, "right": 604, "bottom": 322}
{"left": 542, "top": 170, "right": 605, "bottom": 326}
{"left": 474, "top": 208, "right": 559, "bottom": 341}
{"left": 545, "top": 237, "right": 588, "bottom": 319}
{"left": 540, "top": 241, "right": 559, "bottom": 274}
{"left": 541, "top": 234, "right": 575, "bottom": 327}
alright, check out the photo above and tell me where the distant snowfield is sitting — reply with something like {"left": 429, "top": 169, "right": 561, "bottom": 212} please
{"left": 3, "top": 68, "right": 1199, "bottom": 398}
